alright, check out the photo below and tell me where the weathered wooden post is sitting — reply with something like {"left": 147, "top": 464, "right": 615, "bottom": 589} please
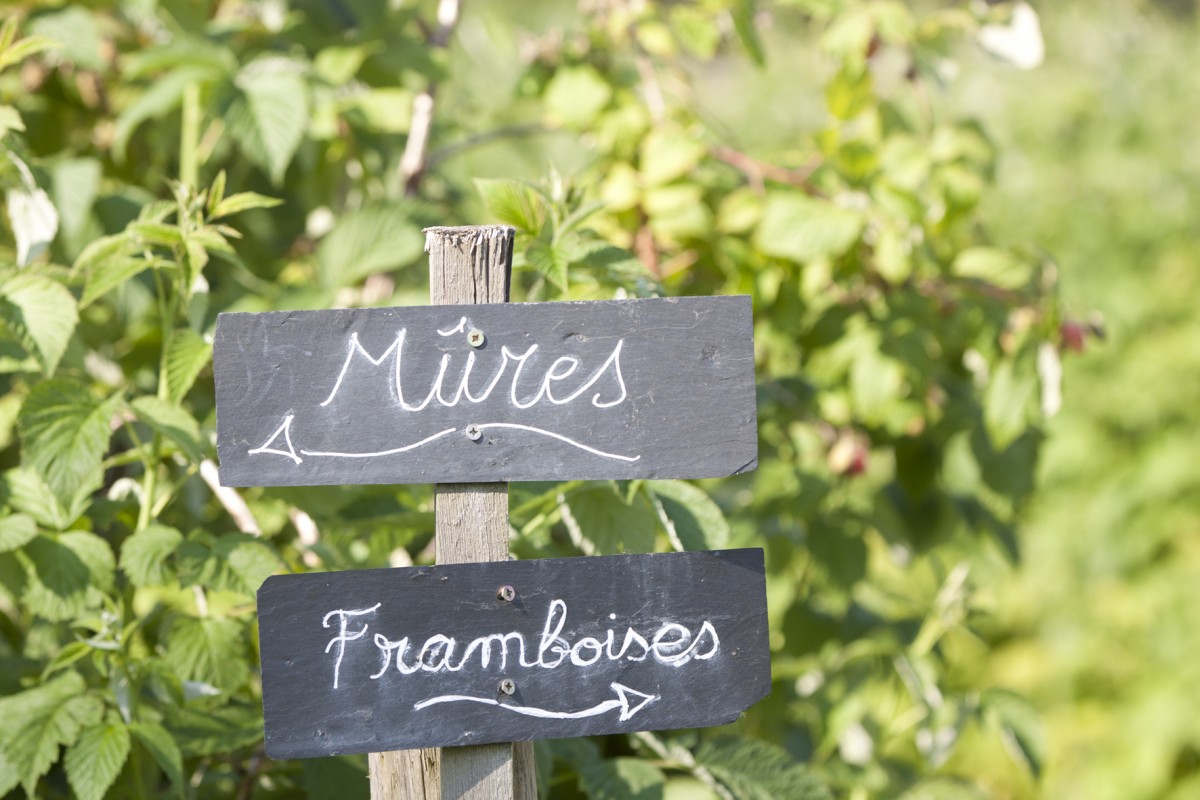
{"left": 368, "top": 226, "right": 535, "bottom": 799}
{"left": 213, "top": 223, "right": 767, "bottom": 800}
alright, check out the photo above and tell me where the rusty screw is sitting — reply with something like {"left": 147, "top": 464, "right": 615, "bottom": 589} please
{"left": 499, "top": 679, "right": 516, "bottom": 696}
{"left": 465, "top": 424, "right": 482, "bottom": 441}
{"left": 467, "top": 329, "right": 486, "bottom": 348}
{"left": 496, "top": 585, "right": 516, "bottom": 602}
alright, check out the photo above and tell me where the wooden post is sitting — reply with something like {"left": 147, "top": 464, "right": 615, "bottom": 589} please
{"left": 368, "top": 226, "right": 537, "bottom": 800}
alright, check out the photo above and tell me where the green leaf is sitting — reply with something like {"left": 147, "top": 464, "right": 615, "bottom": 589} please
{"left": 0, "top": 672, "right": 104, "bottom": 796}
{"left": 129, "top": 721, "right": 184, "bottom": 797}
{"left": 646, "top": 481, "right": 731, "bottom": 551}
{"left": 316, "top": 202, "right": 425, "bottom": 288}
{"left": 826, "top": 65, "right": 874, "bottom": 120}
{"left": 164, "top": 615, "right": 249, "bottom": 692}
{"left": 755, "top": 192, "right": 865, "bottom": 263}
{"left": 560, "top": 483, "right": 658, "bottom": 555}
{"left": 131, "top": 396, "right": 204, "bottom": 463}
{"left": 4, "top": 466, "right": 94, "bottom": 531}
{"left": 113, "top": 66, "right": 217, "bottom": 162}
{"left": 165, "top": 328, "right": 212, "bottom": 403}
{"left": 64, "top": 722, "right": 131, "bottom": 800}
{"left": 695, "top": 736, "right": 830, "bottom": 800}
{"left": 526, "top": 241, "right": 569, "bottom": 291}
{"left": 952, "top": 247, "right": 1033, "bottom": 289}
{"left": 120, "top": 524, "right": 183, "bottom": 588}
{"left": 640, "top": 126, "right": 706, "bottom": 186}
{"left": 0, "top": 273, "right": 78, "bottom": 375}
{"left": 981, "top": 688, "right": 1044, "bottom": 777}
{"left": 0, "top": 34, "right": 57, "bottom": 72}
{"left": 983, "top": 358, "right": 1037, "bottom": 450}
{"left": 163, "top": 703, "right": 262, "bottom": 757}
{"left": 17, "top": 380, "right": 120, "bottom": 507}
{"left": 22, "top": 532, "right": 113, "bottom": 620}
{"left": 214, "top": 533, "right": 284, "bottom": 594}
{"left": 732, "top": 0, "right": 766, "bottom": 66}
{"left": 0, "top": 104, "right": 24, "bottom": 136}
{"left": 130, "top": 221, "right": 184, "bottom": 247}
{"left": 209, "top": 191, "right": 283, "bottom": 219}
{"left": 579, "top": 757, "right": 665, "bottom": 800}
{"left": 0, "top": 513, "right": 37, "bottom": 552}
{"left": 302, "top": 755, "right": 370, "bottom": 800}
{"left": 224, "top": 57, "right": 310, "bottom": 183}
{"left": 81, "top": 256, "right": 156, "bottom": 308}
{"left": 475, "top": 179, "right": 546, "bottom": 234}
{"left": 544, "top": 65, "right": 612, "bottom": 127}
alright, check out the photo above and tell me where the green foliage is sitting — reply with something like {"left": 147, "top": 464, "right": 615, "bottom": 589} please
{"left": 0, "top": 0, "right": 1070, "bottom": 797}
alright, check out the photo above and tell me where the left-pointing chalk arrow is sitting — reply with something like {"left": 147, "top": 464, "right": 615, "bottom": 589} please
{"left": 413, "top": 682, "right": 658, "bottom": 722}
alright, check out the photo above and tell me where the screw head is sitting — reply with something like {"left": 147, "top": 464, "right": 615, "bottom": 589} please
{"left": 497, "top": 585, "right": 516, "bottom": 602}
{"left": 465, "top": 424, "right": 482, "bottom": 441}
{"left": 467, "top": 329, "right": 486, "bottom": 348}
{"left": 499, "top": 679, "right": 516, "bottom": 696}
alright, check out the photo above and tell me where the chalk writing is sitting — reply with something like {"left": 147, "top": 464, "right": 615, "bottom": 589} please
{"left": 246, "top": 327, "right": 638, "bottom": 464}
{"left": 321, "top": 599, "right": 720, "bottom": 690}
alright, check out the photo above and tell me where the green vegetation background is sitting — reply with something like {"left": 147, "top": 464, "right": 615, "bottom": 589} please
{"left": 0, "top": 0, "right": 1196, "bottom": 798}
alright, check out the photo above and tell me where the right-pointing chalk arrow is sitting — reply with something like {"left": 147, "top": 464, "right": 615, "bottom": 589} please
{"left": 414, "top": 682, "right": 658, "bottom": 722}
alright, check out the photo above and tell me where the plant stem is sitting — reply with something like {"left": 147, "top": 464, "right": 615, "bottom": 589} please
{"left": 180, "top": 82, "right": 201, "bottom": 188}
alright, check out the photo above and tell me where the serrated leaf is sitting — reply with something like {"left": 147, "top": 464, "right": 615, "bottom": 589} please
{"left": 559, "top": 483, "right": 658, "bottom": 555}
{"left": 4, "top": 466, "right": 95, "bottom": 531}
{"left": 475, "top": 179, "right": 546, "bottom": 234}
{"left": 129, "top": 721, "right": 184, "bottom": 797}
{"left": 73, "top": 233, "right": 133, "bottom": 271}
{"left": 0, "top": 672, "right": 103, "bottom": 796}
{"left": 0, "top": 273, "right": 78, "bottom": 375}
{"left": 0, "top": 513, "right": 37, "bottom": 552}
{"left": 209, "top": 191, "right": 282, "bottom": 219}
{"left": 65, "top": 722, "right": 130, "bottom": 800}
{"left": 165, "top": 328, "right": 212, "bottom": 403}
{"left": 646, "top": 481, "right": 731, "bottom": 551}
{"left": 316, "top": 202, "right": 425, "bottom": 288}
{"left": 22, "top": 532, "right": 113, "bottom": 621}
{"left": 164, "top": 615, "right": 248, "bottom": 692}
{"left": 81, "top": 256, "right": 157, "bottom": 308}
{"left": 579, "top": 757, "right": 665, "bottom": 800}
{"left": 214, "top": 533, "right": 283, "bottom": 594}
{"left": 162, "top": 703, "right": 262, "bottom": 757}
{"left": 120, "top": 524, "right": 183, "bottom": 588}
{"left": 224, "top": 57, "right": 309, "bottom": 183}
{"left": 17, "top": 380, "right": 120, "bottom": 506}
{"left": 526, "top": 241, "right": 569, "bottom": 291}
{"left": 756, "top": 192, "right": 865, "bottom": 263}
{"left": 131, "top": 396, "right": 203, "bottom": 463}
{"left": 695, "top": 735, "right": 830, "bottom": 800}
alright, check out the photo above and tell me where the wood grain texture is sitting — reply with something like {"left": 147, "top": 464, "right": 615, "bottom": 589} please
{"left": 256, "top": 550, "right": 772, "bottom": 757}
{"left": 429, "top": 226, "right": 517, "bottom": 800}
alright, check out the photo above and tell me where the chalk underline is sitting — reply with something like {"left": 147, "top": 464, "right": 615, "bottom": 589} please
{"left": 276, "top": 422, "right": 640, "bottom": 463}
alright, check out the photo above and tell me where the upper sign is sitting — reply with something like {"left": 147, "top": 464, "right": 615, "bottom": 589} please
{"left": 257, "top": 549, "right": 770, "bottom": 758}
{"left": 214, "top": 295, "right": 756, "bottom": 486}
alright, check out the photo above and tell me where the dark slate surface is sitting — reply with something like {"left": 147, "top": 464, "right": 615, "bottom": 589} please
{"left": 213, "top": 296, "right": 756, "bottom": 486}
{"left": 258, "top": 549, "right": 770, "bottom": 758}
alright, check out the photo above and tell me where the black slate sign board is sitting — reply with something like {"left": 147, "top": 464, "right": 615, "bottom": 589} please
{"left": 258, "top": 549, "right": 770, "bottom": 758}
{"left": 214, "top": 295, "right": 756, "bottom": 486}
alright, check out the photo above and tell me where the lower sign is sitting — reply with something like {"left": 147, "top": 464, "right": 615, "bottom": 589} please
{"left": 258, "top": 549, "right": 770, "bottom": 758}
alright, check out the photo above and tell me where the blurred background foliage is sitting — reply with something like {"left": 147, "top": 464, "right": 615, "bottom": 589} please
{"left": 0, "top": 0, "right": 1194, "bottom": 798}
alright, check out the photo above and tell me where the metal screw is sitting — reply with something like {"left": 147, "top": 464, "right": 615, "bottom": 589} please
{"left": 496, "top": 585, "right": 515, "bottom": 602}
{"left": 465, "top": 424, "right": 482, "bottom": 441}
{"left": 499, "top": 679, "right": 516, "bottom": 696}
{"left": 467, "top": 329, "right": 486, "bottom": 348}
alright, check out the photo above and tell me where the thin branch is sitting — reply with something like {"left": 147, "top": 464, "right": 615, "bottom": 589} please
{"left": 399, "top": 0, "right": 461, "bottom": 196}
{"left": 288, "top": 507, "right": 321, "bottom": 568}
{"left": 199, "top": 459, "right": 262, "bottom": 536}
{"left": 712, "top": 145, "right": 823, "bottom": 195}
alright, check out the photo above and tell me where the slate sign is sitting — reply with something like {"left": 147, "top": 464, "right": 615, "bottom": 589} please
{"left": 213, "top": 295, "right": 756, "bottom": 487}
{"left": 257, "top": 549, "right": 770, "bottom": 758}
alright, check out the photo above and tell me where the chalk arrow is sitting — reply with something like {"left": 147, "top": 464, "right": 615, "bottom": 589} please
{"left": 414, "top": 682, "right": 658, "bottom": 722}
